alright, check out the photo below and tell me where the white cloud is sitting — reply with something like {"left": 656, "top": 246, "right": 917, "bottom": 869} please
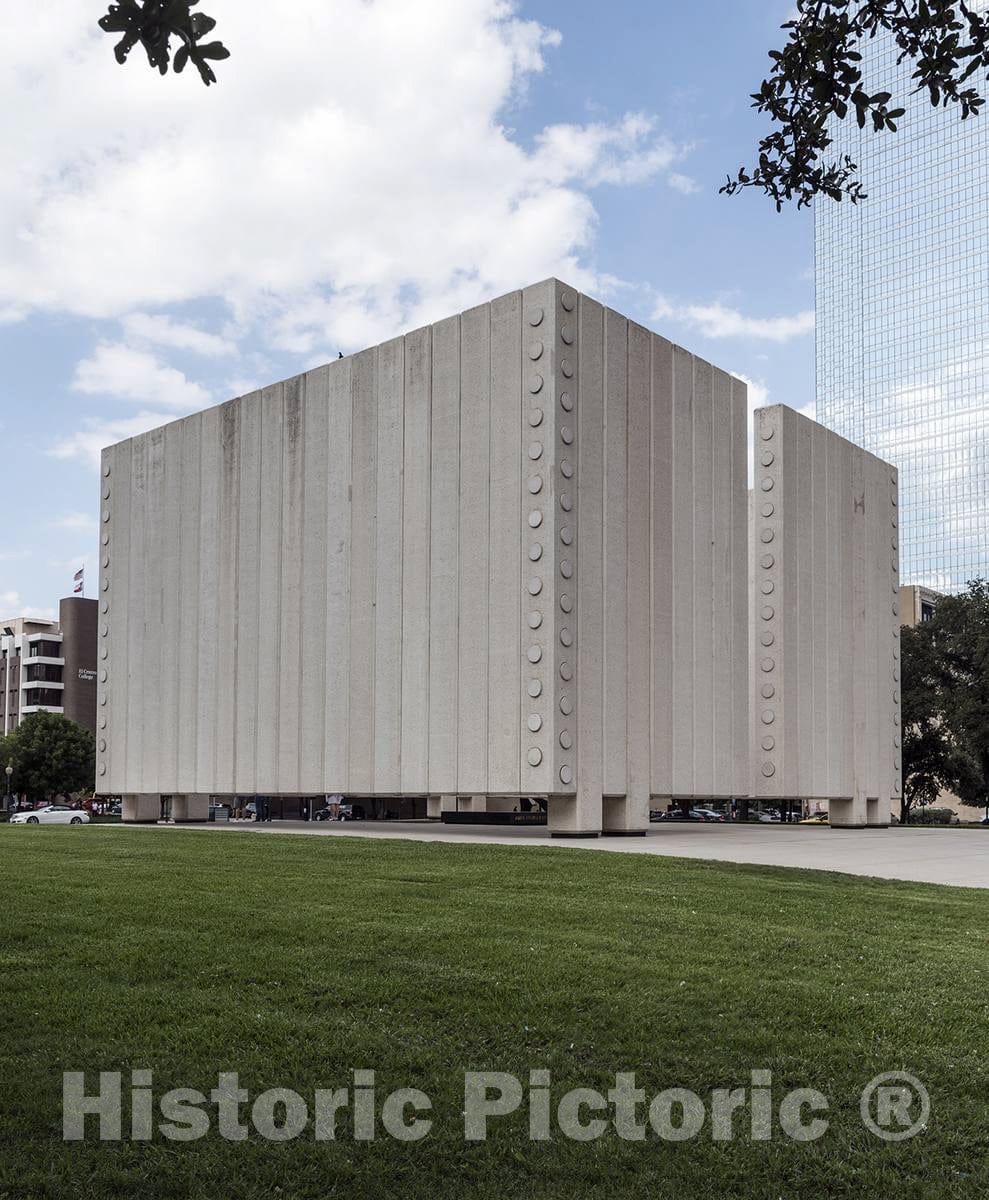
{"left": 0, "top": 1, "right": 686, "bottom": 350}
{"left": 71, "top": 344, "right": 212, "bottom": 411}
{"left": 49, "top": 555, "right": 93, "bottom": 576}
{"left": 2, "top": 1, "right": 697, "bottom": 464}
{"left": 667, "top": 302, "right": 815, "bottom": 342}
{"left": 50, "top": 412, "right": 183, "bottom": 470}
{"left": 0, "top": 592, "right": 56, "bottom": 621}
{"left": 667, "top": 172, "right": 700, "bottom": 195}
{"left": 532, "top": 113, "right": 684, "bottom": 187}
{"left": 53, "top": 513, "right": 97, "bottom": 533}
{"left": 121, "top": 314, "right": 237, "bottom": 358}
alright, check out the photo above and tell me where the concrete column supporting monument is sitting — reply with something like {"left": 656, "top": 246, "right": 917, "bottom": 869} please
{"left": 829, "top": 798, "right": 864, "bottom": 828}
{"left": 830, "top": 796, "right": 889, "bottom": 829}
{"left": 549, "top": 794, "right": 600, "bottom": 838}
{"left": 122, "top": 794, "right": 159, "bottom": 823}
{"left": 602, "top": 792, "right": 649, "bottom": 835}
{"left": 865, "top": 797, "right": 886, "bottom": 828}
{"left": 172, "top": 794, "right": 209, "bottom": 823}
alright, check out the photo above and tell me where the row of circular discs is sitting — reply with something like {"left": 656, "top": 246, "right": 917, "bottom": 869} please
{"left": 524, "top": 291, "right": 577, "bottom": 789}
{"left": 97, "top": 460, "right": 112, "bottom": 776}
{"left": 754, "top": 423, "right": 781, "bottom": 778}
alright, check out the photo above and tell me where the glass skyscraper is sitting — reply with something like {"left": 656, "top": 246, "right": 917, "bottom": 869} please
{"left": 815, "top": 22, "right": 989, "bottom": 592}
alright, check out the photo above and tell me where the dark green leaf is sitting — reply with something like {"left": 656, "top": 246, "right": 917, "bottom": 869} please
{"left": 196, "top": 41, "right": 231, "bottom": 61}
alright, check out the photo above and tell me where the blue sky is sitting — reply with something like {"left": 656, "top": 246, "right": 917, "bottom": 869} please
{"left": 0, "top": 0, "right": 815, "bottom": 617}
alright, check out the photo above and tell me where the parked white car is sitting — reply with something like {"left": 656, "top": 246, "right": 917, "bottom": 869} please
{"left": 10, "top": 805, "right": 90, "bottom": 825}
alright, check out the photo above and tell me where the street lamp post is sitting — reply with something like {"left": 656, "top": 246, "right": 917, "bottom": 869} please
{"left": 4, "top": 764, "right": 12, "bottom": 813}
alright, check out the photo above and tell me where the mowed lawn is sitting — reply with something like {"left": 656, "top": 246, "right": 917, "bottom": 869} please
{"left": 1, "top": 827, "right": 988, "bottom": 1199}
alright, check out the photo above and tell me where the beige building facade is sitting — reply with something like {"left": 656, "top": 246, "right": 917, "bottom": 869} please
{"left": 899, "top": 584, "right": 939, "bottom": 628}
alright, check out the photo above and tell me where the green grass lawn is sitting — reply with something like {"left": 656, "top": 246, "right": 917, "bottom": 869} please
{"left": 1, "top": 826, "right": 987, "bottom": 1199}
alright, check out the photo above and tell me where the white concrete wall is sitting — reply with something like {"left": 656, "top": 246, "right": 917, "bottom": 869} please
{"left": 98, "top": 280, "right": 750, "bottom": 832}
{"left": 750, "top": 405, "right": 900, "bottom": 825}
{"left": 572, "top": 308, "right": 750, "bottom": 832}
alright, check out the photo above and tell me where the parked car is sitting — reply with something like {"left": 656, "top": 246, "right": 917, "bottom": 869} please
{"left": 799, "top": 813, "right": 829, "bottom": 825}
{"left": 10, "top": 805, "right": 90, "bottom": 826}
{"left": 313, "top": 803, "right": 366, "bottom": 821}
{"left": 693, "top": 807, "right": 726, "bottom": 822}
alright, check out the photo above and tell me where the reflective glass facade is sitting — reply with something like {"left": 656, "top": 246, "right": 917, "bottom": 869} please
{"left": 815, "top": 24, "right": 989, "bottom": 592}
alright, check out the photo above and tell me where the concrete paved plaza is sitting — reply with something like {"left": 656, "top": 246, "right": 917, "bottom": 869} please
{"left": 121, "top": 820, "right": 989, "bottom": 890}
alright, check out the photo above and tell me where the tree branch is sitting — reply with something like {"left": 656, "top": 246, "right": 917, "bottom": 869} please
{"left": 723, "top": 0, "right": 989, "bottom": 209}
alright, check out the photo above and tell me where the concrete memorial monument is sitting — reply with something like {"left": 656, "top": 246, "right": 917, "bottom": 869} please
{"left": 98, "top": 281, "right": 898, "bottom": 834}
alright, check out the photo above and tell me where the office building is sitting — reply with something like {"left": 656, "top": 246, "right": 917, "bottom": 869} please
{"left": 815, "top": 22, "right": 989, "bottom": 592}
{"left": 1, "top": 597, "right": 98, "bottom": 734}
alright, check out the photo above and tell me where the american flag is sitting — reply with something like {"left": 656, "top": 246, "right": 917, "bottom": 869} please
{"left": 73, "top": 567, "right": 84, "bottom": 594}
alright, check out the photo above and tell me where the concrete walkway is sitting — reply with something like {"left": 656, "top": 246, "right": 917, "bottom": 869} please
{"left": 114, "top": 819, "right": 989, "bottom": 891}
